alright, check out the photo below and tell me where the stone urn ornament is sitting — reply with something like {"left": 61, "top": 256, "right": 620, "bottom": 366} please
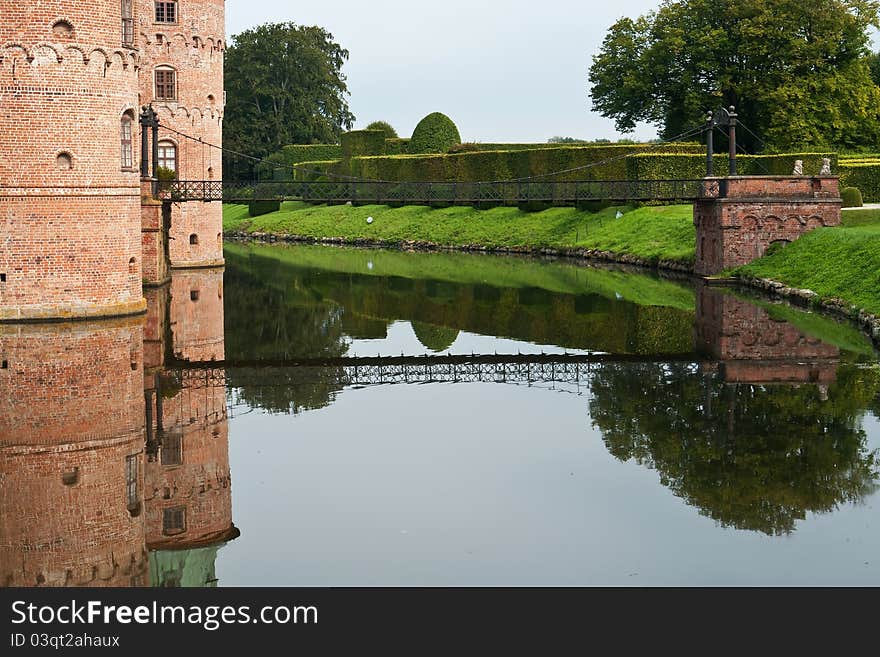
{"left": 793, "top": 160, "right": 804, "bottom": 175}
{"left": 820, "top": 158, "right": 832, "bottom": 176}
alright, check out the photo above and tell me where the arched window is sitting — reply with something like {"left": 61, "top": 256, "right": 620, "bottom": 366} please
{"left": 155, "top": 66, "right": 176, "bottom": 101}
{"left": 157, "top": 140, "right": 177, "bottom": 173}
{"left": 121, "top": 112, "right": 134, "bottom": 169}
{"left": 121, "top": 1, "right": 134, "bottom": 46}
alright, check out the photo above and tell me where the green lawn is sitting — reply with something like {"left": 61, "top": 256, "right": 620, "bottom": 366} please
{"left": 223, "top": 202, "right": 696, "bottom": 264}
{"left": 224, "top": 202, "right": 880, "bottom": 318}
{"left": 737, "top": 209, "right": 880, "bottom": 315}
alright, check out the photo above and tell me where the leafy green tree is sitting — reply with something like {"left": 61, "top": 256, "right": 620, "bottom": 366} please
{"left": 224, "top": 22, "right": 355, "bottom": 180}
{"left": 588, "top": 0, "right": 880, "bottom": 151}
{"left": 409, "top": 113, "right": 462, "bottom": 154}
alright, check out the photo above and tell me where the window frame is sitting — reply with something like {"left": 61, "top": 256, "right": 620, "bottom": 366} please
{"left": 154, "top": 1, "right": 178, "bottom": 24}
{"left": 120, "top": 112, "right": 134, "bottom": 170}
{"left": 121, "top": 0, "right": 134, "bottom": 46}
{"left": 154, "top": 67, "right": 177, "bottom": 102}
{"left": 157, "top": 140, "right": 178, "bottom": 174}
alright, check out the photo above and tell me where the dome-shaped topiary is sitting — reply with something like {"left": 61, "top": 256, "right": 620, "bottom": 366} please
{"left": 408, "top": 112, "right": 461, "bottom": 154}
{"left": 411, "top": 321, "right": 460, "bottom": 352}
{"left": 841, "top": 186, "right": 863, "bottom": 208}
{"left": 365, "top": 120, "right": 399, "bottom": 139}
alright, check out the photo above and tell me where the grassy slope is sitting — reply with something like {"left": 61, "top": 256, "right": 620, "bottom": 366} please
{"left": 223, "top": 202, "right": 696, "bottom": 264}
{"left": 737, "top": 209, "right": 880, "bottom": 315}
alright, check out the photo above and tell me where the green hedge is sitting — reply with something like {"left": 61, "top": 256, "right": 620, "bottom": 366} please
{"left": 841, "top": 186, "right": 863, "bottom": 208}
{"left": 341, "top": 130, "right": 387, "bottom": 158}
{"left": 385, "top": 138, "right": 410, "bottom": 155}
{"left": 249, "top": 200, "right": 281, "bottom": 217}
{"left": 839, "top": 163, "right": 880, "bottom": 202}
{"left": 297, "top": 143, "right": 704, "bottom": 183}
{"left": 409, "top": 113, "right": 462, "bottom": 154}
{"left": 626, "top": 153, "right": 838, "bottom": 180}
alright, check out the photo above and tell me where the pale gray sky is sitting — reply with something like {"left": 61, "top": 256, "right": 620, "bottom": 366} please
{"left": 225, "top": 0, "right": 664, "bottom": 143}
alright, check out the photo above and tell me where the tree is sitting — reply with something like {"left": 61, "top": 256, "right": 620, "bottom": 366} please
{"left": 588, "top": 0, "right": 880, "bottom": 151}
{"left": 224, "top": 23, "right": 355, "bottom": 180}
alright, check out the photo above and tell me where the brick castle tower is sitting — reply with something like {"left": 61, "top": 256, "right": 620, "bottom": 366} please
{"left": 0, "top": 0, "right": 225, "bottom": 320}
{"left": 0, "top": 1, "right": 145, "bottom": 321}
{"left": 137, "top": 0, "right": 225, "bottom": 270}
{"left": 0, "top": 320, "right": 149, "bottom": 586}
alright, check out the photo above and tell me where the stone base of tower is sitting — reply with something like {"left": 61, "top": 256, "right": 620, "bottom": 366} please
{"left": 694, "top": 176, "right": 841, "bottom": 276}
{"left": 142, "top": 199, "right": 172, "bottom": 287}
{"left": 169, "top": 201, "right": 225, "bottom": 270}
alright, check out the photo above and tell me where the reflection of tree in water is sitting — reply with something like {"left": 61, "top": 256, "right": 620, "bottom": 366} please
{"left": 223, "top": 262, "right": 348, "bottom": 415}
{"left": 411, "top": 321, "right": 460, "bottom": 352}
{"left": 589, "top": 363, "right": 880, "bottom": 535}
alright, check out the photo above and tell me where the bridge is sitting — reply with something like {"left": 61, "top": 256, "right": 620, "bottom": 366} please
{"left": 162, "top": 178, "right": 723, "bottom": 205}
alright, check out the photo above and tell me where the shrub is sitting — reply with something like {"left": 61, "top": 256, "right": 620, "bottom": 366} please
{"left": 384, "top": 138, "right": 410, "bottom": 155}
{"left": 256, "top": 144, "right": 343, "bottom": 180}
{"left": 841, "top": 186, "right": 863, "bottom": 208}
{"left": 365, "top": 121, "right": 399, "bottom": 139}
{"left": 409, "top": 112, "right": 462, "bottom": 154}
{"left": 625, "top": 152, "right": 838, "bottom": 180}
{"left": 341, "top": 130, "right": 387, "bottom": 158}
{"left": 447, "top": 142, "right": 482, "bottom": 154}
{"left": 248, "top": 200, "right": 281, "bottom": 217}
{"left": 839, "top": 163, "right": 880, "bottom": 203}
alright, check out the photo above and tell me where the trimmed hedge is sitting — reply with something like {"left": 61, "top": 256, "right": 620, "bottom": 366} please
{"left": 625, "top": 153, "right": 838, "bottom": 180}
{"left": 341, "top": 130, "right": 387, "bottom": 158}
{"left": 841, "top": 186, "right": 863, "bottom": 208}
{"left": 296, "top": 143, "right": 705, "bottom": 183}
{"left": 409, "top": 113, "right": 462, "bottom": 154}
{"left": 249, "top": 200, "right": 281, "bottom": 217}
{"left": 385, "top": 138, "right": 410, "bottom": 155}
{"left": 839, "top": 163, "right": 880, "bottom": 203}
{"left": 365, "top": 121, "right": 399, "bottom": 139}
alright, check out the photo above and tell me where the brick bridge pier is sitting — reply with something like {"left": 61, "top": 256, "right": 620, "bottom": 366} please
{"left": 694, "top": 176, "right": 841, "bottom": 276}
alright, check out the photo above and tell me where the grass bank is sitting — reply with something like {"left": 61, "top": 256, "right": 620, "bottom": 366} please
{"left": 223, "top": 202, "right": 880, "bottom": 325}
{"left": 736, "top": 209, "right": 880, "bottom": 316}
{"left": 223, "top": 202, "right": 696, "bottom": 265}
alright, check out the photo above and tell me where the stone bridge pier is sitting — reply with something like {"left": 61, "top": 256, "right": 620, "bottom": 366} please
{"left": 694, "top": 176, "right": 841, "bottom": 276}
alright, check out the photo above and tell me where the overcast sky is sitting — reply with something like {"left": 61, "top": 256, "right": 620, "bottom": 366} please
{"left": 225, "top": 0, "right": 665, "bottom": 143}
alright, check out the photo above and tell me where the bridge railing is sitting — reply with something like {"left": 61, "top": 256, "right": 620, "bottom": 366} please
{"left": 161, "top": 179, "right": 723, "bottom": 205}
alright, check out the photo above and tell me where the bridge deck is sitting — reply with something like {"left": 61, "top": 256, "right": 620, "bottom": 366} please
{"left": 163, "top": 179, "right": 722, "bottom": 205}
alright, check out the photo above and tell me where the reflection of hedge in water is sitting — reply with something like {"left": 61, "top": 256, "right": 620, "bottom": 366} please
{"left": 223, "top": 262, "right": 349, "bottom": 415}
{"left": 588, "top": 362, "right": 880, "bottom": 535}
{"left": 411, "top": 321, "right": 460, "bottom": 352}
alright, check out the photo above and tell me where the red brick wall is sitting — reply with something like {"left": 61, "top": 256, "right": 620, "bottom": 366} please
{"left": 137, "top": 0, "right": 225, "bottom": 268}
{"left": 694, "top": 177, "right": 842, "bottom": 276}
{"left": 0, "top": 1, "right": 145, "bottom": 320}
{"left": 695, "top": 286, "right": 839, "bottom": 385}
{"left": 0, "top": 319, "right": 148, "bottom": 587}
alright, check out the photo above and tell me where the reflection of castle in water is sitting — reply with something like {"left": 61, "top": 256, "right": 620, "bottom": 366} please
{"left": 0, "top": 320, "right": 149, "bottom": 586}
{"left": 144, "top": 270, "right": 237, "bottom": 587}
{"left": 0, "top": 268, "right": 235, "bottom": 588}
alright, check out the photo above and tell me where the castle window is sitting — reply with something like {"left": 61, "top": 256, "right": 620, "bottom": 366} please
{"left": 190, "top": 289, "right": 200, "bottom": 301}
{"left": 121, "top": 1, "right": 134, "bottom": 46}
{"left": 163, "top": 507, "right": 187, "bottom": 535}
{"left": 157, "top": 141, "right": 177, "bottom": 172}
{"left": 121, "top": 113, "right": 134, "bottom": 169}
{"left": 189, "top": 234, "right": 199, "bottom": 246}
{"left": 56, "top": 152, "right": 72, "bottom": 170}
{"left": 161, "top": 433, "right": 182, "bottom": 466}
{"left": 125, "top": 454, "right": 141, "bottom": 516}
{"left": 155, "top": 1, "right": 178, "bottom": 24}
{"left": 155, "top": 68, "right": 176, "bottom": 101}
{"left": 52, "top": 20, "right": 74, "bottom": 39}
{"left": 62, "top": 468, "right": 80, "bottom": 487}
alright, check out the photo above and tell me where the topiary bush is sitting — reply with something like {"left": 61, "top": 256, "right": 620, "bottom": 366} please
{"left": 409, "top": 112, "right": 462, "bottom": 154}
{"left": 365, "top": 121, "right": 399, "bottom": 139}
{"left": 248, "top": 200, "right": 281, "bottom": 217}
{"left": 341, "top": 130, "right": 387, "bottom": 158}
{"left": 839, "top": 164, "right": 880, "bottom": 202}
{"left": 841, "top": 186, "right": 863, "bottom": 208}
{"left": 411, "top": 321, "right": 460, "bottom": 352}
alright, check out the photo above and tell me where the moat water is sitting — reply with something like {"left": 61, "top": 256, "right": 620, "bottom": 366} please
{"left": 2, "top": 243, "right": 879, "bottom": 586}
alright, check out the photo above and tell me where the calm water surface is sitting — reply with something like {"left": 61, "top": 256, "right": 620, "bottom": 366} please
{"left": 2, "top": 242, "right": 879, "bottom": 586}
